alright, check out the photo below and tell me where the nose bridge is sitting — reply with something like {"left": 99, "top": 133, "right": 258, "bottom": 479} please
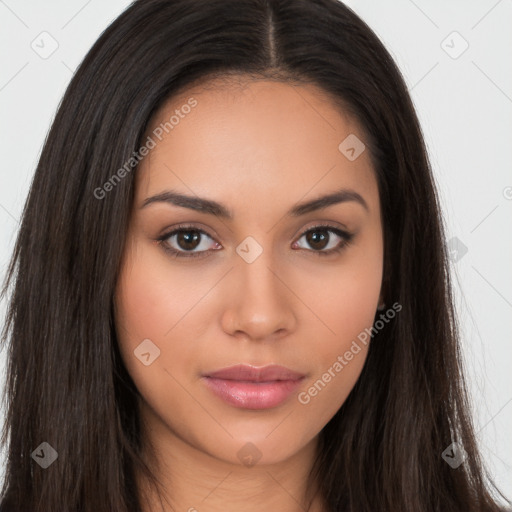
{"left": 237, "top": 238, "right": 284, "bottom": 309}
{"left": 238, "top": 242, "right": 279, "bottom": 300}
{"left": 222, "top": 236, "right": 296, "bottom": 340}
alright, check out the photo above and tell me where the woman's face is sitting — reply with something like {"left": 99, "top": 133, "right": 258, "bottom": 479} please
{"left": 115, "top": 78, "right": 384, "bottom": 466}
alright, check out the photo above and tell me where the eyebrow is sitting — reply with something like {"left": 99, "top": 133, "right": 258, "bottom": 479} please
{"left": 141, "top": 187, "right": 369, "bottom": 218}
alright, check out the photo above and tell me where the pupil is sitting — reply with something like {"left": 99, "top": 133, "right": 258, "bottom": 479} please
{"left": 178, "top": 230, "right": 200, "bottom": 250}
{"left": 307, "top": 229, "right": 328, "bottom": 250}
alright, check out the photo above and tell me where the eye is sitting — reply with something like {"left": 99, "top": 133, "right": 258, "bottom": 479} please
{"left": 156, "top": 223, "right": 354, "bottom": 259}
{"left": 156, "top": 225, "right": 221, "bottom": 259}
{"left": 292, "top": 224, "right": 354, "bottom": 256}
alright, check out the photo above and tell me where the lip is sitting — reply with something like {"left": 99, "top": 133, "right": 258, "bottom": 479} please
{"left": 202, "top": 364, "right": 306, "bottom": 410}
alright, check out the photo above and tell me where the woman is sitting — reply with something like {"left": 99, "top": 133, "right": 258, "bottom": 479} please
{"left": 0, "top": 0, "right": 509, "bottom": 511}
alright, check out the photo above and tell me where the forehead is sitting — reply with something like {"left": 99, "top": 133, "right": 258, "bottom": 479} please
{"left": 135, "top": 78, "right": 378, "bottom": 211}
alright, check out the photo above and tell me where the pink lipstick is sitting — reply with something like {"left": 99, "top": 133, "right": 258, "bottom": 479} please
{"left": 202, "top": 364, "right": 305, "bottom": 410}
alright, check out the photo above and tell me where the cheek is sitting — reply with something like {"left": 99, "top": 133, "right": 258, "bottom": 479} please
{"left": 293, "top": 223, "right": 383, "bottom": 352}
{"left": 289, "top": 230, "right": 382, "bottom": 428}
{"left": 115, "top": 236, "right": 217, "bottom": 341}
{"left": 290, "top": 277, "right": 376, "bottom": 439}
{"left": 114, "top": 242, "right": 211, "bottom": 398}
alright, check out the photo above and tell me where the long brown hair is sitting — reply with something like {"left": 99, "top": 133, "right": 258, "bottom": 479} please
{"left": 1, "top": 0, "right": 509, "bottom": 510}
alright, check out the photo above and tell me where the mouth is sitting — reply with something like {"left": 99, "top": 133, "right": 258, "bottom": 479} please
{"left": 201, "top": 364, "right": 306, "bottom": 410}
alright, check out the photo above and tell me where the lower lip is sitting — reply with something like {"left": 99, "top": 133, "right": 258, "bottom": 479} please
{"left": 202, "top": 377, "right": 304, "bottom": 410}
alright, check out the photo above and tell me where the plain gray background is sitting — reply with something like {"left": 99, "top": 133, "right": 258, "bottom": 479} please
{"left": 0, "top": 0, "right": 511, "bottom": 502}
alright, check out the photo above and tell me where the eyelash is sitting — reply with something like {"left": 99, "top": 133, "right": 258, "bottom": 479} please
{"left": 156, "top": 223, "right": 354, "bottom": 259}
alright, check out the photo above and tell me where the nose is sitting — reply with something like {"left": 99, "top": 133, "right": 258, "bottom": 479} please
{"left": 220, "top": 249, "right": 297, "bottom": 342}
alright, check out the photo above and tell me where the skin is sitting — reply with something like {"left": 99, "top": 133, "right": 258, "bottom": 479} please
{"left": 114, "top": 77, "right": 384, "bottom": 512}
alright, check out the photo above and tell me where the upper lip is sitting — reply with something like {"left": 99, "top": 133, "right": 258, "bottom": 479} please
{"left": 204, "top": 364, "right": 305, "bottom": 382}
